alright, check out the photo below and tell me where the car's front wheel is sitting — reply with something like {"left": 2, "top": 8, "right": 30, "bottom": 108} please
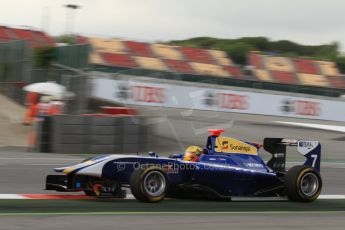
{"left": 130, "top": 165, "right": 167, "bottom": 203}
{"left": 284, "top": 165, "right": 322, "bottom": 202}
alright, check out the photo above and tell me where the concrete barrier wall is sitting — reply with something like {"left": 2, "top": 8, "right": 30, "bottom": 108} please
{"left": 92, "top": 77, "right": 345, "bottom": 122}
{"left": 39, "top": 115, "right": 148, "bottom": 154}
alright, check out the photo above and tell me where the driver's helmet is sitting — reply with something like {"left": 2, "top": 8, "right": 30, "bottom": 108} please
{"left": 183, "top": 146, "right": 203, "bottom": 162}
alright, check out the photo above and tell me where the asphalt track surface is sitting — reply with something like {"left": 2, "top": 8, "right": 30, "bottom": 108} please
{"left": 1, "top": 109, "right": 345, "bottom": 229}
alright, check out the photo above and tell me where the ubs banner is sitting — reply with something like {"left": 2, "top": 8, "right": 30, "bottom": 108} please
{"left": 92, "top": 77, "right": 345, "bottom": 122}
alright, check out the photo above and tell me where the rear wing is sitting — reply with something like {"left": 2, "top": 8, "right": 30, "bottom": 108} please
{"left": 263, "top": 138, "right": 321, "bottom": 172}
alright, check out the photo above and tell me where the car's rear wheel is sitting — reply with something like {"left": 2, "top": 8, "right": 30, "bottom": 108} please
{"left": 284, "top": 165, "right": 322, "bottom": 202}
{"left": 130, "top": 165, "right": 167, "bottom": 203}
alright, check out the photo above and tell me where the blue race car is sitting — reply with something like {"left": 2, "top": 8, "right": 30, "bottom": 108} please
{"left": 46, "top": 129, "right": 322, "bottom": 202}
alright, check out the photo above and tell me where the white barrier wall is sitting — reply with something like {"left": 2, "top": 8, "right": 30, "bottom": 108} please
{"left": 92, "top": 78, "right": 345, "bottom": 122}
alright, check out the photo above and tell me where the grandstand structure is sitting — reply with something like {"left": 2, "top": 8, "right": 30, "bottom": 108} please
{"left": 78, "top": 37, "right": 244, "bottom": 78}
{"left": 1, "top": 24, "right": 344, "bottom": 96}
{"left": 0, "top": 26, "right": 54, "bottom": 48}
{"left": 249, "top": 52, "right": 345, "bottom": 89}
{"left": 79, "top": 37, "right": 345, "bottom": 92}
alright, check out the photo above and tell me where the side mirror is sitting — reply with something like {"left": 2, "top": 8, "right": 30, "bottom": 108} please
{"left": 169, "top": 154, "right": 183, "bottom": 159}
{"left": 148, "top": 152, "right": 159, "bottom": 157}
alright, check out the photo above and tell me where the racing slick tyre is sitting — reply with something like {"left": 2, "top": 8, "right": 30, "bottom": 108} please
{"left": 284, "top": 165, "right": 322, "bottom": 202}
{"left": 130, "top": 165, "right": 167, "bottom": 203}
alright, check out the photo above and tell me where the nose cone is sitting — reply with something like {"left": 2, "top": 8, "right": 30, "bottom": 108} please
{"left": 54, "top": 166, "right": 68, "bottom": 173}
{"left": 54, "top": 160, "right": 95, "bottom": 174}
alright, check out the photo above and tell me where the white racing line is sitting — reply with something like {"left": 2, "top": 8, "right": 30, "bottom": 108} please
{"left": 287, "top": 162, "right": 345, "bottom": 169}
{"left": 0, "top": 157, "right": 83, "bottom": 166}
{"left": 232, "top": 195, "right": 345, "bottom": 201}
{"left": 23, "top": 164, "right": 69, "bottom": 166}
{"left": 0, "top": 157, "right": 83, "bottom": 161}
{"left": 274, "top": 121, "right": 345, "bottom": 133}
{"left": 0, "top": 194, "right": 344, "bottom": 200}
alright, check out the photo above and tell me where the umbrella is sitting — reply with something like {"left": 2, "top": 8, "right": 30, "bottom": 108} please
{"left": 23, "top": 82, "right": 66, "bottom": 96}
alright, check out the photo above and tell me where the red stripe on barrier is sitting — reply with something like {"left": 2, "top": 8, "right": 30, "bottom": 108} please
{"left": 101, "top": 106, "right": 137, "bottom": 115}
